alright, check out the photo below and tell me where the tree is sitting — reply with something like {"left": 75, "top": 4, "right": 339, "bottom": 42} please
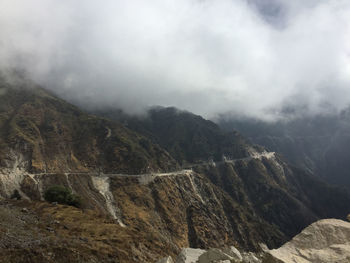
{"left": 44, "top": 185, "right": 82, "bottom": 208}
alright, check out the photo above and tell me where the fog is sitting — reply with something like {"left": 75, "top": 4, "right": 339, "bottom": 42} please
{"left": 1, "top": 0, "right": 350, "bottom": 120}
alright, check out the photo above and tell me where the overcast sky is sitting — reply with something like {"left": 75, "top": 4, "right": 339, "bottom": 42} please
{"left": 1, "top": 0, "right": 350, "bottom": 119}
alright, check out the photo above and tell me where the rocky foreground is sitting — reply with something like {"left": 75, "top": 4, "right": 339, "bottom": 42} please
{"left": 157, "top": 219, "right": 350, "bottom": 263}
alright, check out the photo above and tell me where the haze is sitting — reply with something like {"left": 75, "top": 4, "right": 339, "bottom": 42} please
{"left": 1, "top": 0, "right": 350, "bottom": 120}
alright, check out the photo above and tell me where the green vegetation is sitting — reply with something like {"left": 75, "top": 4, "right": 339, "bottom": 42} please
{"left": 44, "top": 185, "right": 82, "bottom": 208}
{"left": 10, "top": 189, "right": 21, "bottom": 200}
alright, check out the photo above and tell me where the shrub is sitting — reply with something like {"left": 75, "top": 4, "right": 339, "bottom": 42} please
{"left": 11, "top": 189, "right": 22, "bottom": 200}
{"left": 44, "top": 185, "right": 82, "bottom": 208}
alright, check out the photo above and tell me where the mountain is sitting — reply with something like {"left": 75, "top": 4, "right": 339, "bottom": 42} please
{"left": 92, "top": 106, "right": 350, "bottom": 243}
{"left": 0, "top": 75, "right": 177, "bottom": 175}
{"left": 1, "top": 75, "right": 350, "bottom": 262}
{"left": 94, "top": 107, "right": 257, "bottom": 165}
{"left": 218, "top": 113, "right": 350, "bottom": 187}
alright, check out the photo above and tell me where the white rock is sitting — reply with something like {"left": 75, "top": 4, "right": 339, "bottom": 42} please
{"left": 268, "top": 219, "right": 350, "bottom": 263}
{"left": 242, "top": 252, "right": 261, "bottom": 263}
{"left": 176, "top": 248, "right": 206, "bottom": 263}
{"left": 198, "top": 248, "right": 234, "bottom": 263}
{"left": 222, "top": 246, "right": 243, "bottom": 261}
{"left": 157, "top": 256, "right": 174, "bottom": 263}
{"left": 259, "top": 243, "right": 269, "bottom": 252}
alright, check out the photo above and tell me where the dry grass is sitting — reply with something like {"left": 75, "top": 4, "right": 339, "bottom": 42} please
{"left": 0, "top": 200, "right": 175, "bottom": 263}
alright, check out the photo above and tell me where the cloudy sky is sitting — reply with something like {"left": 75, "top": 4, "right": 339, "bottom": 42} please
{"left": 1, "top": 0, "right": 350, "bottom": 119}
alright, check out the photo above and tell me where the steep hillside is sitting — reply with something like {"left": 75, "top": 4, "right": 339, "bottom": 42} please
{"left": 195, "top": 156, "right": 350, "bottom": 239}
{"left": 91, "top": 107, "right": 350, "bottom": 249}
{"left": 0, "top": 76, "right": 177, "bottom": 175}
{"left": 0, "top": 199, "right": 175, "bottom": 263}
{"left": 2, "top": 155, "right": 350, "bottom": 262}
{"left": 94, "top": 107, "right": 254, "bottom": 165}
{"left": 218, "top": 113, "right": 350, "bottom": 187}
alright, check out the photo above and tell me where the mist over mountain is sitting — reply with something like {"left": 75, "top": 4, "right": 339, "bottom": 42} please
{"left": 218, "top": 109, "right": 350, "bottom": 187}
{"left": 1, "top": 0, "right": 350, "bottom": 119}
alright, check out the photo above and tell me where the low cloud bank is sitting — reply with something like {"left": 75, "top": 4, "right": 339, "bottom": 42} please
{"left": 1, "top": 0, "right": 350, "bottom": 119}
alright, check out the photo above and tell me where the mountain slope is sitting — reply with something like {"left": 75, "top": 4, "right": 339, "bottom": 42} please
{"left": 94, "top": 107, "right": 255, "bottom": 165}
{"left": 0, "top": 77, "right": 177, "bottom": 175}
{"left": 218, "top": 113, "right": 350, "bottom": 187}
{"left": 91, "top": 106, "right": 350, "bottom": 248}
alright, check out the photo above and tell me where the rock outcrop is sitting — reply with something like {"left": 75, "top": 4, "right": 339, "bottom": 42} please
{"left": 268, "top": 219, "right": 350, "bottom": 263}
{"left": 197, "top": 248, "right": 236, "bottom": 263}
{"left": 158, "top": 219, "right": 350, "bottom": 263}
{"left": 176, "top": 248, "right": 206, "bottom": 263}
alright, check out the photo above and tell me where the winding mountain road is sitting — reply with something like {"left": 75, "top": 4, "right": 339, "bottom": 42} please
{"left": 27, "top": 151, "right": 276, "bottom": 179}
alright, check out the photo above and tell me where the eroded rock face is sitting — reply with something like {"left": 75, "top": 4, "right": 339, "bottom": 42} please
{"left": 268, "top": 219, "right": 350, "bottom": 263}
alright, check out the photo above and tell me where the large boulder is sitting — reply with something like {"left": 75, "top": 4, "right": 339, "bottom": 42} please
{"left": 197, "top": 248, "right": 234, "bottom": 263}
{"left": 242, "top": 252, "right": 261, "bottom": 263}
{"left": 222, "top": 246, "right": 243, "bottom": 261}
{"left": 176, "top": 248, "right": 206, "bottom": 263}
{"left": 268, "top": 219, "right": 350, "bottom": 263}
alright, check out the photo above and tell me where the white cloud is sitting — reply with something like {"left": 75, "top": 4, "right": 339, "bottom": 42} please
{"left": 1, "top": 0, "right": 350, "bottom": 119}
